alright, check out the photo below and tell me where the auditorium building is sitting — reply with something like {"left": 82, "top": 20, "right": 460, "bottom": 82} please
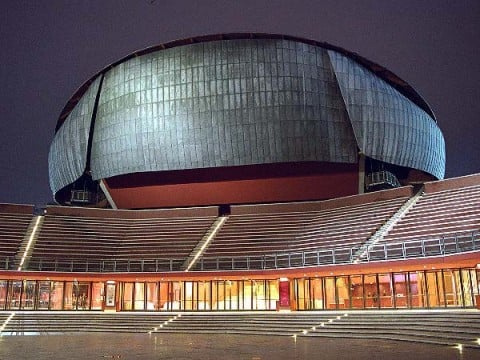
{"left": 0, "top": 34, "right": 478, "bottom": 313}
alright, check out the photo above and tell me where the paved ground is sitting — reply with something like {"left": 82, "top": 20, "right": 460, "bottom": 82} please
{"left": 0, "top": 333, "right": 478, "bottom": 360}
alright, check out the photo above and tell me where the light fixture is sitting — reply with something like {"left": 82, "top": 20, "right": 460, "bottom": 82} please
{"left": 17, "top": 217, "right": 41, "bottom": 271}
{"left": 185, "top": 216, "right": 228, "bottom": 272}
{"left": 0, "top": 313, "right": 15, "bottom": 334}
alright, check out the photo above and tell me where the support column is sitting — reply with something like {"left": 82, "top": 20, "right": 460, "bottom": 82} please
{"left": 358, "top": 153, "right": 365, "bottom": 194}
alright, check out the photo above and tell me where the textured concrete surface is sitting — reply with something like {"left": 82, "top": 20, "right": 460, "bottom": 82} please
{"left": 0, "top": 333, "right": 478, "bottom": 360}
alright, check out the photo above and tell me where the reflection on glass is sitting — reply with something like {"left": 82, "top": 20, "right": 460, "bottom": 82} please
{"left": 37, "top": 281, "right": 51, "bottom": 310}
{"left": 394, "top": 273, "right": 408, "bottom": 308}
{"left": 364, "top": 275, "right": 378, "bottom": 308}
{"left": 378, "top": 274, "right": 393, "bottom": 308}
{"left": 51, "top": 281, "right": 64, "bottom": 310}
{"left": 350, "top": 275, "right": 363, "bottom": 309}
{"left": 0, "top": 280, "right": 8, "bottom": 310}
{"left": 159, "top": 282, "right": 169, "bottom": 311}
{"left": 409, "top": 272, "right": 420, "bottom": 307}
{"left": 336, "top": 277, "right": 350, "bottom": 309}
{"left": 461, "top": 270, "right": 473, "bottom": 307}
{"left": 146, "top": 282, "right": 158, "bottom": 310}
{"left": 0, "top": 267, "right": 477, "bottom": 312}
{"left": 7, "top": 281, "right": 22, "bottom": 310}
{"left": 21, "top": 280, "right": 36, "bottom": 310}
{"left": 310, "top": 278, "right": 323, "bottom": 310}
{"left": 197, "top": 281, "right": 210, "bottom": 311}
{"left": 122, "top": 283, "right": 133, "bottom": 310}
{"left": 426, "top": 272, "right": 440, "bottom": 307}
{"left": 325, "top": 277, "right": 336, "bottom": 309}
{"left": 91, "top": 282, "right": 104, "bottom": 310}
{"left": 296, "top": 278, "right": 307, "bottom": 310}
{"left": 134, "top": 282, "right": 145, "bottom": 310}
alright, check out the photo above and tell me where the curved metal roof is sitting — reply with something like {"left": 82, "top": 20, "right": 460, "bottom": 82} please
{"left": 55, "top": 33, "right": 436, "bottom": 132}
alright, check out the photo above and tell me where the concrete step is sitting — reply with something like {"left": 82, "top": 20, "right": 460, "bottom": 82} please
{"left": 2, "top": 310, "right": 479, "bottom": 350}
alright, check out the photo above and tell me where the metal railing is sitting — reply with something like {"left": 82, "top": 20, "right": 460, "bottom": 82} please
{"left": 365, "top": 170, "right": 401, "bottom": 189}
{"left": 1, "top": 230, "right": 478, "bottom": 273}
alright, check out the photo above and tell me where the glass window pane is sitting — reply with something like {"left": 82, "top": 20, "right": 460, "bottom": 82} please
{"left": 184, "top": 282, "right": 194, "bottom": 310}
{"left": 444, "top": 270, "right": 462, "bottom": 307}
{"left": 159, "top": 281, "right": 170, "bottom": 311}
{"left": 64, "top": 282, "right": 74, "bottom": 310}
{"left": 394, "top": 273, "right": 408, "bottom": 308}
{"left": 134, "top": 282, "right": 145, "bottom": 310}
{"left": 336, "top": 276, "right": 350, "bottom": 309}
{"left": 461, "top": 270, "right": 473, "bottom": 307}
{"left": 91, "top": 282, "right": 104, "bottom": 310}
{"left": 364, "top": 275, "right": 378, "bottom": 308}
{"left": 296, "top": 279, "right": 307, "bottom": 310}
{"left": 21, "top": 280, "right": 36, "bottom": 310}
{"left": 146, "top": 282, "right": 159, "bottom": 311}
{"left": 198, "top": 281, "right": 211, "bottom": 310}
{"left": 37, "top": 281, "right": 51, "bottom": 310}
{"left": 426, "top": 272, "right": 439, "bottom": 307}
{"left": 77, "top": 283, "right": 90, "bottom": 310}
{"left": 51, "top": 281, "right": 64, "bottom": 310}
{"left": 310, "top": 278, "right": 323, "bottom": 310}
{"left": 7, "top": 280, "right": 22, "bottom": 310}
{"left": 268, "top": 280, "right": 279, "bottom": 310}
{"left": 0, "top": 280, "right": 7, "bottom": 310}
{"left": 123, "top": 283, "right": 133, "bottom": 310}
{"left": 378, "top": 274, "right": 394, "bottom": 308}
{"left": 350, "top": 275, "right": 363, "bottom": 309}
{"left": 325, "top": 277, "right": 336, "bottom": 309}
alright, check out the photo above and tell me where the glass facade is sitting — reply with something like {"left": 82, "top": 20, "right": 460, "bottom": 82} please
{"left": 0, "top": 268, "right": 478, "bottom": 311}
{"left": 294, "top": 269, "right": 479, "bottom": 310}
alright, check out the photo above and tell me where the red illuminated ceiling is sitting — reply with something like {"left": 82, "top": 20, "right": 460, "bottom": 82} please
{"left": 103, "top": 162, "right": 359, "bottom": 209}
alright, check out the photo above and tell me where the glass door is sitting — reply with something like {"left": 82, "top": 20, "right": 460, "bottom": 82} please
{"left": 37, "top": 281, "right": 51, "bottom": 310}
{"left": 378, "top": 274, "right": 394, "bottom": 308}
{"left": 393, "top": 273, "right": 408, "bottom": 308}
{"left": 6, "top": 280, "right": 22, "bottom": 310}
{"left": 350, "top": 275, "right": 364, "bottom": 309}
{"left": 91, "top": 282, "right": 104, "bottom": 310}
{"left": 21, "top": 280, "right": 36, "bottom": 310}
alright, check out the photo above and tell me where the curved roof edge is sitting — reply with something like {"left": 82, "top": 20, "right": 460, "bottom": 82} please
{"left": 55, "top": 32, "right": 436, "bottom": 132}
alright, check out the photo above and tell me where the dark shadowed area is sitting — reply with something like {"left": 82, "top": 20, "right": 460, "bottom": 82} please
{"left": 1, "top": 0, "right": 479, "bottom": 206}
{"left": 0, "top": 333, "right": 478, "bottom": 360}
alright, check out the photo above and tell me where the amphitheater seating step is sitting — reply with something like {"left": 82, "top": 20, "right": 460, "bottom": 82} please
{"left": 2, "top": 310, "right": 479, "bottom": 349}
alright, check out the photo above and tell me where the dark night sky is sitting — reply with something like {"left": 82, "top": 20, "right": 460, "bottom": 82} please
{"left": 1, "top": 0, "right": 479, "bottom": 206}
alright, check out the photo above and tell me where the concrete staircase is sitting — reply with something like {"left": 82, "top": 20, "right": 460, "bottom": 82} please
{"left": 14, "top": 215, "right": 44, "bottom": 270}
{"left": 3, "top": 310, "right": 479, "bottom": 349}
{"left": 352, "top": 188, "right": 424, "bottom": 262}
{"left": 0, "top": 312, "right": 173, "bottom": 335}
{"left": 181, "top": 216, "right": 228, "bottom": 271}
{"left": 301, "top": 310, "right": 480, "bottom": 348}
